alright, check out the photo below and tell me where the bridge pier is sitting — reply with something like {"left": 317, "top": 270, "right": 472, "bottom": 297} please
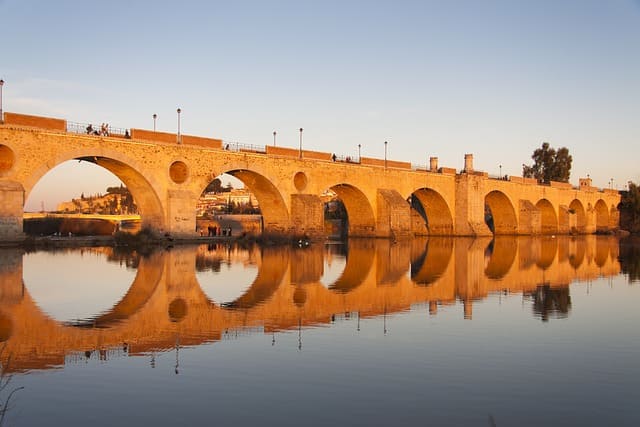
{"left": 376, "top": 189, "right": 412, "bottom": 239}
{"left": 0, "top": 181, "right": 25, "bottom": 240}
{"left": 0, "top": 249, "right": 23, "bottom": 308}
{"left": 166, "top": 189, "right": 199, "bottom": 238}
{"left": 518, "top": 200, "right": 541, "bottom": 234}
{"left": 455, "top": 174, "right": 492, "bottom": 236}
{"left": 290, "top": 194, "right": 325, "bottom": 238}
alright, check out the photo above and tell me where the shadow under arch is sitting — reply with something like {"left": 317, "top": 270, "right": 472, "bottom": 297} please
{"left": 594, "top": 199, "right": 610, "bottom": 232}
{"left": 222, "top": 247, "right": 290, "bottom": 310}
{"left": 411, "top": 237, "right": 453, "bottom": 285}
{"left": 569, "top": 199, "right": 587, "bottom": 233}
{"left": 536, "top": 199, "right": 558, "bottom": 234}
{"left": 410, "top": 188, "right": 454, "bottom": 235}
{"left": 485, "top": 190, "right": 518, "bottom": 234}
{"left": 485, "top": 237, "right": 517, "bottom": 279}
{"left": 329, "top": 184, "right": 376, "bottom": 237}
{"left": 67, "top": 251, "right": 165, "bottom": 328}
{"left": 24, "top": 150, "right": 165, "bottom": 232}
{"left": 328, "top": 239, "right": 376, "bottom": 293}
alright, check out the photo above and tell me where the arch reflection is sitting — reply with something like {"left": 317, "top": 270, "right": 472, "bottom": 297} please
{"left": 0, "top": 236, "right": 626, "bottom": 372}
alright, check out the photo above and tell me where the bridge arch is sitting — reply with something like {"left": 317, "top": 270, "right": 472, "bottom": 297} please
{"left": 220, "top": 247, "right": 289, "bottom": 310}
{"left": 485, "top": 237, "right": 517, "bottom": 279}
{"left": 200, "top": 169, "right": 290, "bottom": 234}
{"left": 569, "top": 199, "right": 587, "bottom": 233}
{"left": 327, "top": 240, "right": 375, "bottom": 294}
{"left": 485, "top": 191, "right": 518, "bottom": 234}
{"left": 411, "top": 238, "right": 453, "bottom": 285}
{"left": 536, "top": 199, "right": 558, "bottom": 234}
{"left": 68, "top": 252, "right": 165, "bottom": 328}
{"left": 24, "top": 148, "right": 165, "bottom": 232}
{"left": 329, "top": 184, "right": 376, "bottom": 237}
{"left": 410, "top": 188, "right": 454, "bottom": 235}
{"left": 594, "top": 199, "right": 609, "bottom": 232}
{"left": 536, "top": 237, "right": 558, "bottom": 270}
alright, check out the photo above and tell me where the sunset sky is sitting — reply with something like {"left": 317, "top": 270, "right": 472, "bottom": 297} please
{"left": 1, "top": 0, "right": 638, "bottom": 211}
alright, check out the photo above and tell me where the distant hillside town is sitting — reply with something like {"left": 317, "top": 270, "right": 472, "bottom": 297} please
{"left": 56, "top": 185, "right": 138, "bottom": 215}
{"left": 53, "top": 180, "right": 260, "bottom": 216}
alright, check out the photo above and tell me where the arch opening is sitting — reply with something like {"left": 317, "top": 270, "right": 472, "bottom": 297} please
{"left": 536, "top": 199, "right": 558, "bottom": 234}
{"left": 594, "top": 199, "right": 609, "bottom": 233}
{"left": 325, "top": 184, "right": 376, "bottom": 238}
{"left": 196, "top": 173, "right": 261, "bottom": 237}
{"left": 569, "top": 199, "right": 587, "bottom": 234}
{"left": 410, "top": 188, "right": 454, "bottom": 236}
{"left": 24, "top": 156, "right": 164, "bottom": 235}
{"left": 485, "top": 191, "right": 518, "bottom": 235}
{"left": 196, "top": 169, "right": 289, "bottom": 236}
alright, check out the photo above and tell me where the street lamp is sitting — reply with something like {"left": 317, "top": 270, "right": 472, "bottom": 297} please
{"left": 384, "top": 141, "right": 388, "bottom": 169}
{"left": 299, "top": 127, "right": 303, "bottom": 159}
{"left": 176, "top": 108, "right": 181, "bottom": 144}
{"left": 273, "top": 130, "right": 277, "bottom": 146}
{"left": 0, "top": 79, "right": 4, "bottom": 123}
{"left": 153, "top": 113, "right": 157, "bottom": 132}
{"left": 358, "top": 143, "right": 361, "bottom": 163}
{"left": 499, "top": 164, "right": 502, "bottom": 179}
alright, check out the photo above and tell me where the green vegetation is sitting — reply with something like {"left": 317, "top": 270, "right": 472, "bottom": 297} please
{"left": 113, "top": 228, "right": 160, "bottom": 248}
{"left": 522, "top": 142, "right": 572, "bottom": 183}
{"left": 204, "top": 178, "right": 231, "bottom": 194}
{"left": 619, "top": 181, "right": 640, "bottom": 233}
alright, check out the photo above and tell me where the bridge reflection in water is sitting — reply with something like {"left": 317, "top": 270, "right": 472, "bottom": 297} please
{"left": 0, "top": 236, "right": 621, "bottom": 372}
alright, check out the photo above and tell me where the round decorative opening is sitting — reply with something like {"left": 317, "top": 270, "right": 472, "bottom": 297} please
{"left": 293, "top": 171, "right": 308, "bottom": 192}
{"left": 168, "top": 298, "right": 188, "bottom": 322}
{"left": 169, "top": 161, "right": 188, "bottom": 184}
{"left": 0, "top": 145, "right": 15, "bottom": 173}
{"left": 293, "top": 286, "right": 307, "bottom": 307}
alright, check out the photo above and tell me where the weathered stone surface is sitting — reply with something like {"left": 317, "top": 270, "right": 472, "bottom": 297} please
{"left": 0, "top": 117, "right": 621, "bottom": 239}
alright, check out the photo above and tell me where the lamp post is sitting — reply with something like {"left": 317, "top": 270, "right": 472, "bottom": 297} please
{"left": 153, "top": 113, "right": 157, "bottom": 132}
{"left": 499, "top": 164, "right": 502, "bottom": 179}
{"left": 299, "top": 128, "right": 303, "bottom": 159}
{"left": 176, "top": 108, "right": 181, "bottom": 144}
{"left": 358, "top": 143, "right": 361, "bottom": 163}
{"left": 273, "top": 130, "right": 277, "bottom": 146}
{"left": 384, "top": 140, "right": 388, "bottom": 169}
{"left": 0, "top": 79, "right": 4, "bottom": 123}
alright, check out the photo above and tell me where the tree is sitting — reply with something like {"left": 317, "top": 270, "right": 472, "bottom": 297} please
{"left": 204, "top": 178, "right": 224, "bottom": 194}
{"left": 522, "top": 142, "right": 572, "bottom": 183}
{"left": 619, "top": 181, "right": 640, "bottom": 233}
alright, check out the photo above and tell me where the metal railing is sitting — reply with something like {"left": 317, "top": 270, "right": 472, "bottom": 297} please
{"left": 333, "top": 154, "right": 361, "bottom": 164}
{"left": 67, "top": 121, "right": 130, "bottom": 138}
{"left": 221, "top": 140, "right": 266, "bottom": 154}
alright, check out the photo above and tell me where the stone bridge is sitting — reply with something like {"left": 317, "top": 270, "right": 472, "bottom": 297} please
{"left": 0, "top": 112, "right": 620, "bottom": 240}
{"left": 0, "top": 236, "right": 621, "bottom": 372}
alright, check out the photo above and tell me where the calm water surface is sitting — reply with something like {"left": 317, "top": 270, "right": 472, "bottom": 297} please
{"left": 1, "top": 236, "right": 639, "bottom": 426}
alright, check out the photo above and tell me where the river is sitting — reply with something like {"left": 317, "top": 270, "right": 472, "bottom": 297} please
{"left": 0, "top": 236, "right": 638, "bottom": 426}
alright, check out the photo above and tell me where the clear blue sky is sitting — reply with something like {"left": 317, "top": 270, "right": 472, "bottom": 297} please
{"left": 2, "top": 0, "right": 639, "bottom": 211}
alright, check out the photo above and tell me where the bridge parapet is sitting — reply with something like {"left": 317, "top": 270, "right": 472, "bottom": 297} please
{"left": 0, "top": 112, "right": 622, "bottom": 240}
{"left": 4, "top": 112, "right": 66, "bottom": 131}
